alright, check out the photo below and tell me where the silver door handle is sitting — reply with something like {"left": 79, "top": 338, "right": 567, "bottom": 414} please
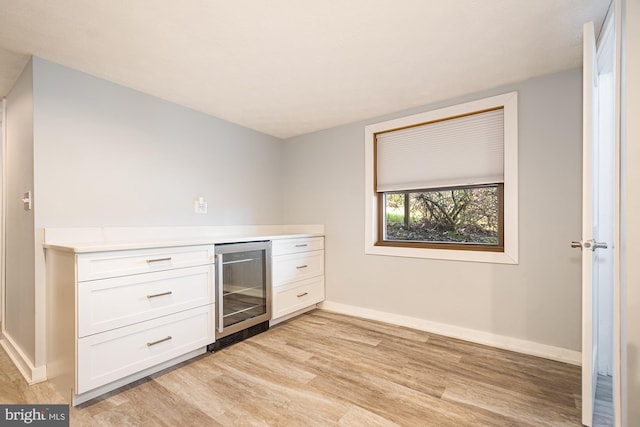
{"left": 593, "top": 241, "right": 608, "bottom": 250}
{"left": 571, "top": 240, "right": 592, "bottom": 249}
{"left": 147, "top": 291, "right": 172, "bottom": 299}
{"left": 147, "top": 336, "right": 172, "bottom": 347}
{"left": 571, "top": 240, "right": 607, "bottom": 250}
{"left": 147, "top": 257, "right": 172, "bottom": 263}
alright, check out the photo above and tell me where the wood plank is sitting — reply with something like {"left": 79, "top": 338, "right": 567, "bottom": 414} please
{"left": 0, "top": 309, "right": 584, "bottom": 426}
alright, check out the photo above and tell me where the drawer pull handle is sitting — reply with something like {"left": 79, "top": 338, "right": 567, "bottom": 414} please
{"left": 295, "top": 244, "right": 308, "bottom": 247}
{"left": 147, "top": 257, "right": 172, "bottom": 264}
{"left": 147, "top": 291, "right": 173, "bottom": 299}
{"left": 297, "top": 292, "right": 309, "bottom": 298}
{"left": 147, "top": 336, "right": 172, "bottom": 347}
{"left": 296, "top": 265, "right": 308, "bottom": 269}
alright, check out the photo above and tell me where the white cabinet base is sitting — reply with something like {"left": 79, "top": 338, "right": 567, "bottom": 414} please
{"left": 71, "top": 347, "right": 206, "bottom": 406}
{"left": 269, "top": 305, "right": 318, "bottom": 326}
{"left": 271, "top": 237, "right": 325, "bottom": 322}
{"left": 272, "top": 277, "right": 324, "bottom": 319}
{"left": 77, "top": 305, "right": 214, "bottom": 393}
{"left": 45, "top": 244, "right": 215, "bottom": 406}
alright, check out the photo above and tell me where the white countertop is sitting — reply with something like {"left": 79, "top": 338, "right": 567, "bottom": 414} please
{"left": 42, "top": 225, "right": 324, "bottom": 253}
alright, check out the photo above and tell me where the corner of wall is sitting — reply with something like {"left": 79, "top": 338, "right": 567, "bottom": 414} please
{"left": 3, "top": 53, "right": 39, "bottom": 377}
{"left": 0, "top": 331, "right": 47, "bottom": 384}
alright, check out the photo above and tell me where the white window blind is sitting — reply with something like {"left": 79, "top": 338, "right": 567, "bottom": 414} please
{"left": 375, "top": 108, "right": 504, "bottom": 192}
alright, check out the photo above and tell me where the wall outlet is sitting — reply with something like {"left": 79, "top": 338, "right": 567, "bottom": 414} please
{"left": 194, "top": 196, "right": 207, "bottom": 214}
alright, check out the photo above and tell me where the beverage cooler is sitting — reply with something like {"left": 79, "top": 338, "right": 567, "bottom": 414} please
{"left": 211, "top": 241, "right": 271, "bottom": 349}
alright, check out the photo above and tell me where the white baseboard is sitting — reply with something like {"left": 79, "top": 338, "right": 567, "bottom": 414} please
{"left": 319, "top": 301, "right": 581, "bottom": 366}
{"left": 0, "top": 332, "right": 47, "bottom": 384}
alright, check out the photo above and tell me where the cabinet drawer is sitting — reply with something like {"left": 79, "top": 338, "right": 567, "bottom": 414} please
{"left": 78, "top": 265, "right": 213, "bottom": 337}
{"left": 272, "top": 250, "right": 324, "bottom": 287}
{"left": 273, "top": 276, "right": 324, "bottom": 319}
{"left": 77, "top": 245, "right": 214, "bottom": 282}
{"left": 77, "top": 305, "right": 214, "bottom": 393}
{"left": 272, "top": 237, "right": 324, "bottom": 256}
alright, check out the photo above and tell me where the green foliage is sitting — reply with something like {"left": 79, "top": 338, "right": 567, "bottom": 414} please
{"left": 385, "top": 186, "right": 499, "bottom": 244}
{"left": 386, "top": 212, "right": 404, "bottom": 224}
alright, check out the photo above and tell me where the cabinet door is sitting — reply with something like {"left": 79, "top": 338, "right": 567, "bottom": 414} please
{"left": 218, "top": 248, "right": 270, "bottom": 330}
{"left": 77, "top": 305, "right": 214, "bottom": 393}
{"left": 273, "top": 276, "right": 325, "bottom": 319}
{"left": 77, "top": 245, "right": 214, "bottom": 282}
{"left": 78, "top": 265, "right": 213, "bottom": 337}
{"left": 272, "top": 250, "right": 324, "bottom": 287}
{"left": 272, "top": 237, "right": 324, "bottom": 256}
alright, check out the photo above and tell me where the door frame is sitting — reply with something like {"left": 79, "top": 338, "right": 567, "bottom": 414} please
{"left": 1, "top": 97, "right": 6, "bottom": 336}
{"left": 595, "top": 4, "right": 623, "bottom": 425}
{"left": 582, "top": 20, "right": 598, "bottom": 426}
{"left": 611, "top": 1, "right": 623, "bottom": 424}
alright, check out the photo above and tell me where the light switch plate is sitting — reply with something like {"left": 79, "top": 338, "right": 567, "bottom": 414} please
{"left": 22, "top": 191, "right": 32, "bottom": 211}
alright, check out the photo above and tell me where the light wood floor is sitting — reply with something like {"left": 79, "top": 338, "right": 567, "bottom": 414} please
{"left": 1, "top": 310, "right": 586, "bottom": 426}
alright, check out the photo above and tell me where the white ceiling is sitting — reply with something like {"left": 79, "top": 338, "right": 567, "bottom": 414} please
{"left": 0, "top": 0, "right": 609, "bottom": 138}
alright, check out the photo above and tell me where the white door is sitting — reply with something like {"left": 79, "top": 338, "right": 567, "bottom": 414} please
{"left": 580, "top": 16, "right": 620, "bottom": 426}
{"left": 579, "top": 20, "right": 601, "bottom": 427}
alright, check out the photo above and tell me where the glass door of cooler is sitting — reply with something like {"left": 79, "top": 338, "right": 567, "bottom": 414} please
{"left": 215, "top": 241, "right": 271, "bottom": 338}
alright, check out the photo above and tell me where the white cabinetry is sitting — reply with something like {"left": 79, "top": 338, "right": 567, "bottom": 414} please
{"left": 271, "top": 237, "right": 325, "bottom": 321}
{"left": 46, "top": 245, "right": 215, "bottom": 405}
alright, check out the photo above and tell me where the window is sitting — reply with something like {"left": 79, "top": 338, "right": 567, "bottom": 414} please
{"left": 365, "top": 92, "right": 518, "bottom": 264}
{"left": 381, "top": 184, "right": 503, "bottom": 250}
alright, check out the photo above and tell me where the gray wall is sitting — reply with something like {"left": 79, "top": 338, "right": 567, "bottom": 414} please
{"left": 282, "top": 69, "right": 583, "bottom": 351}
{"left": 7, "top": 57, "right": 285, "bottom": 371}
{"left": 32, "top": 57, "right": 284, "bottom": 227}
{"left": 5, "top": 59, "right": 36, "bottom": 362}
